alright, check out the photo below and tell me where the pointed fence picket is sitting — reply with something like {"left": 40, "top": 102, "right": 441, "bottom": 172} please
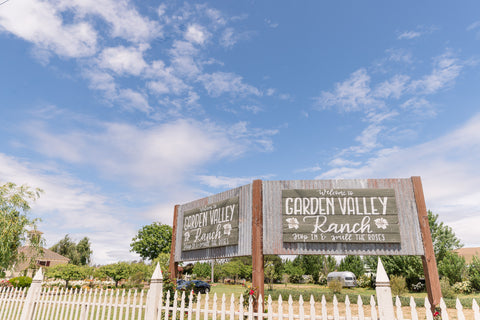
{"left": 2, "top": 264, "right": 480, "bottom": 319}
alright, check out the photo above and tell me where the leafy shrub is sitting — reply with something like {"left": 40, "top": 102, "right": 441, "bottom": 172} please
{"left": 390, "top": 275, "right": 407, "bottom": 296}
{"left": 9, "top": 276, "right": 32, "bottom": 288}
{"left": 452, "top": 280, "right": 473, "bottom": 294}
{"left": 440, "top": 278, "right": 455, "bottom": 299}
{"left": 357, "top": 275, "right": 372, "bottom": 288}
{"left": 328, "top": 279, "right": 342, "bottom": 294}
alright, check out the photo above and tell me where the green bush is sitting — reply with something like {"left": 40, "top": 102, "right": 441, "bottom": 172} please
{"left": 328, "top": 279, "right": 342, "bottom": 294}
{"left": 440, "top": 278, "right": 455, "bottom": 299}
{"left": 357, "top": 275, "right": 372, "bottom": 288}
{"left": 390, "top": 275, "right": 407, "bottom": 296}
{"left": 9, "top": 276, "right": 32, "bottom": 288}
{"left": 452, "top": 280, "right": 473, "bottom": 294}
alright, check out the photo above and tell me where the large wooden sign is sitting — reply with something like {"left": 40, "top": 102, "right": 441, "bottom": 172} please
{"left": 182, "top": 197, "right": 239, "bottom": 251}
{"left": 170, "top": 177, "right": 440, "bottom": 311}
{"left": 282, "top": 188, "right": 400, "bottom": 243}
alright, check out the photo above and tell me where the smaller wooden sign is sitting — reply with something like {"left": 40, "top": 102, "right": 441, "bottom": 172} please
{"left": 282, "top": 189, "right": 400, "bottom": 243}
{"left": 182, "top": 197, "right": 239, "bottom": 251}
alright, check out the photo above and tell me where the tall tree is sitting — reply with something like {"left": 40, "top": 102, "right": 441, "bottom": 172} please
{"left": 0, "top": 182, "right": 42, "bottom": 273}
{"left": 428, "top": 210, "right": 463, "bottom": 263}
{"left": 338, "top": 255, "right": 365, "bottom": 278}
{"left": 50, "top": 235, "right": 92, "bottom": 265}
{"left": 130, "top": 222, "right": 172, "bottom": 261}
{"left": 96, "top": 262, "right": 134, "bottom": 287}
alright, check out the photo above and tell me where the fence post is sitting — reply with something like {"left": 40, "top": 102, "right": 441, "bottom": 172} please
{"left": 19, "top": 267, "right": 44, "bottom": 320}
{"left": 375, "top": 258, "right": 395, "bottom": 319}
{"left": 145, "top": 263, "right": 163, "bottom": 319}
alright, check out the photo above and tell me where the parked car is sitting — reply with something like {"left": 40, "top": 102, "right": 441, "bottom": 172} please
{"left": 327, "top": 271, "right": 357, "bottom": 288}
{"left": 176, "top": 280, "right": 211, "bottom": 294}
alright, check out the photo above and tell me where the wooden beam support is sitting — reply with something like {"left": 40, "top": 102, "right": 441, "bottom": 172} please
{"left": 169, "top": 204, "right": 179, "bottom": 281}
{"left": 411, "top": 176, "right": 441, "bottom": 311}
{"left": 251, "top": 179, "right": 264, "bottom": 309}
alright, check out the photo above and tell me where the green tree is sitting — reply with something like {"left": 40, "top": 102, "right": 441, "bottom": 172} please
{"left": 0, "top": 182, "right": 42, "bottom": 273}
{"left": 50, "top": 235, "right": 92, "bottom": 266}
{"left": 321, "top": 256, "right": 338, "bottom": 276}
{"left": 428, "top": 210, "right": 463, "bottom": 263}
{"left": 76, "top": 237, "right": 93, "bottom": 265}
{"left": 130, "top": 222, "right": 172, "bottom": 261}
{"left": 96, "top": 262, "right": 133, "bottom": 287}
{"left": 338, "top": 255, "right": 365, "bottom": 278}
{"left": 152, "top": 252, "right": 170, "bottom": 277}
{"left": 283, "top": 259, "right": 304, "bottom": 283}
{"left": 468, "top": 256, "right": 480, "bottom": 291}
{"left": 294, "top": 255, "right": 322, "bottom": 283}
{"left": 438, "top": 251, "right": 466, "bottom": 285}
{"left": 364, "top": 255, "right": 424, "bottom": 288}
{"left": 192, "top": 262, "right": 211, "bottom": 279}
{"left": 46, "top": 264, "right": 90, "bottom": 288}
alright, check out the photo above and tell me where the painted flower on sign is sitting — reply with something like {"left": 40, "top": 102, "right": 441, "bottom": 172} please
{"left": 223, "top": 223, "right": 232, "bottom": 235}
{"left": 286, "top": 217, "right": 299, "bottom": 229}
{"left": 374, "top": 218, "right": 389, "bottom": 229}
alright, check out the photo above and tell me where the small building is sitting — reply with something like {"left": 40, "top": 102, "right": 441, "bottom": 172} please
{"left": 6, "top": 230, "right": 70, "bottom": 278}
{"left": 454, "top": 247, "right": 480, "bottom": 264}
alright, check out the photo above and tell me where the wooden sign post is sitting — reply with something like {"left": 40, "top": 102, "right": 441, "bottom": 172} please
{"left": 170, "top": 176, "right": 441, "bottom": 311}
{"left": 412, "top": 176, "right": 441, "bottom": 310}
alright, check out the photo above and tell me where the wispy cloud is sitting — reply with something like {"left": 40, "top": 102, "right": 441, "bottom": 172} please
{"left": 23, "top": 116, "right": 276, "bottom": 187}
{"left": 315, "top": 69, "right": 379, "bottom": 112}
{"left": 409, "top": 51, "right": 463, "bottom": 94}
{"left": 199, "top": 72, "right": 261, "bottom": 97}
{"left": 313, "top": 49, "right": 467, "bottom": 159}
{"left": 196, "top": 175, "right": 257, "bottom": 189}
{"left": 397, "top": 31, "right": 422, "bottom": 40}
{"left": 317, "top": 113, "right": 480, "bottom": 247}
{"left": 397, "top": 25, "right": 437, "bottom": 40}
{"left": 467, "top": 21, "right": 480, "bottom": 31}
{"left": 0, "top": 153, "right": 141, "bottom": 264}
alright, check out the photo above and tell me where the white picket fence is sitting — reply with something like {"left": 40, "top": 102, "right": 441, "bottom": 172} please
{"left": 1, "top": 261, "right": 480, "bottom": 320}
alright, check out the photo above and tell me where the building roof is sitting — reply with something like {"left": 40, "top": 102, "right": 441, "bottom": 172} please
{"left": 454, "top": 247, "right": 480, "bottom": 264}
{"left": 18, "top": 246, "right": 70, "bottom": 262}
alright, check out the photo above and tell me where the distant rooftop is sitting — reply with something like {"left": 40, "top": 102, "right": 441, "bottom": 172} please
{"left": 454, "top": 247, "right": 480, "bottom": 264}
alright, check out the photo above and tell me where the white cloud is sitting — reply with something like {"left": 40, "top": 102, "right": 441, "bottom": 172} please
{"left": 184, "top": 24, "right": 209, "bottom": 45}
{"left": 199, "top": 72, "right": 261, "bottom": 97}
{"left": 374, "top": 75, "right": 410, "bottom": 99}
{"left": 25, "top": 118, "right": 276, "bottom": 187}
{"left": 99, "top": 46, "right": 148, "bottom": 76}
{"left": 64, "top": 0, "right": 161, "bottom": 43}
{"left": 467, "top": 21, "right": 480, "bottom": 31}
{"left": 315, "top": 69, "right": 379, "bottom": 112}
{"left": 398, "top": 31, "right": 422, "bottom": 40}
{"left": 0, "top": 0, "right": 97, "bottom": 58}
{"left": 196, "top": 175, "right": 254, "bottom": 189}
{"left": 118, "top": 89, "right": 152, "bottom": 113}
{"left": 241, "top": 105, "right": 263, "bottom": 114}
{"left": 0, "top": 153, "right": 140, "bottom": 264}
{"left": 220, "top": 28, "right": 236, "bottom": 48}
{"left": 318, "top": 113, "right": 480, "bottom": 247}
{"left": 294, "top": 165, "right": 322, "bottom": 173}
{"left": 409, "top": 52, "right": 463, "bottom": 94}
{"left": 401, "top": 97, "right": 437, "bottom": 117}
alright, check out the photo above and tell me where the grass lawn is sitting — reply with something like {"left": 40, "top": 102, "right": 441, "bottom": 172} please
{"left": 205, "top": 282, "right": 480, "bottom": 319}
{"left": 209, "top": 282, "right": 480, "bottom": 308}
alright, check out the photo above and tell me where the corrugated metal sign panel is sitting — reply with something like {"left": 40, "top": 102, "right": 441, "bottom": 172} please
{"left": 262, "top": 178, "right": 425, "bottom": 256}
{"left": 174, "top": 183, "right": 252, "bottom": 262}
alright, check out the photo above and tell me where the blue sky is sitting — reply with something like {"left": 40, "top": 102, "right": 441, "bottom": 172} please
{"left": 1, "top": 0, "right": 480, "bottom": 264}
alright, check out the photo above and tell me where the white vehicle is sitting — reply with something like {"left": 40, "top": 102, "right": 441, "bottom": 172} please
{"left": 326, "top": 271, "right": 357, "bottom": 288}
